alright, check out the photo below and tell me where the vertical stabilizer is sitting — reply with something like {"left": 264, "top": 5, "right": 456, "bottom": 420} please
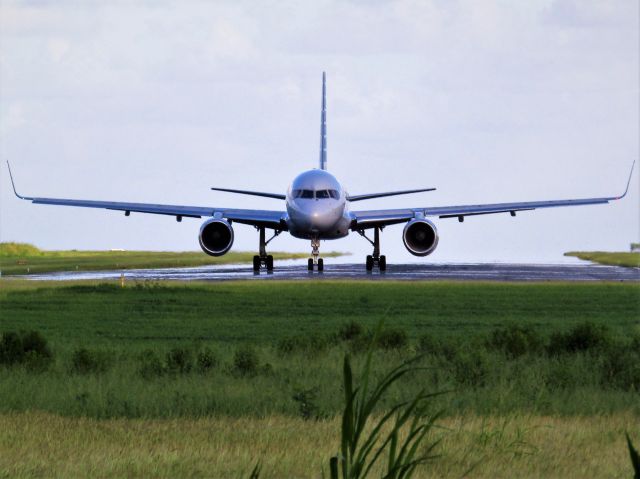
{"left": 319, "top": 72, "right": 327, "bottom": 170}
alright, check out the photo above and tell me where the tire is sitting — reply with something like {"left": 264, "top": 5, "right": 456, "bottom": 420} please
{"left": 253, "top": 255, "right": 260, "bottom": 272}
{"left": 266, "top": 255, "right": 274, "bottom": 271}
{"left": 379, "top": 255, "right": 387, "bottom": 271}
{"left": 318, "top": 258, "right": 324, "bottom": 271}
{"left": 308, "top": 258, "right": 314, "bottom": 271}
{"left": 366, "top": 255, "right": 373, "bottom": 271}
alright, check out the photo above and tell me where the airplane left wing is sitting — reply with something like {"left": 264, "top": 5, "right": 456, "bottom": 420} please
{"left": 8, "top": 163, "right": 287, "bottom": 229}
{"left": 350, "top": 162, "right": 635, "bottom": 229}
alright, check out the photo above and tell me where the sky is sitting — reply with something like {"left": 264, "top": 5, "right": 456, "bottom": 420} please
{"left": 0, "top": 0, "right": 638, "bottom": 263}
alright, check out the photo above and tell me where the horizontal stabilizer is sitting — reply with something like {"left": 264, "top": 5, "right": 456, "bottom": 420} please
{"left": 347, "top": 187, "right": 436, "bottom": 202}
{"left": 211, "top": 187, "right": 285, "bottom": 200}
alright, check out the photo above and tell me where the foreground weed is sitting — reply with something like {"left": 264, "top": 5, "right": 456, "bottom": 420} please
{"left": 627, "top": 433, "right": 640, "bottom": 478}
{"left": 249, "top": 461, "right": 261, "bottom": 479}
{"left": 330, "top": 332, "right": 442, "bottom": 478}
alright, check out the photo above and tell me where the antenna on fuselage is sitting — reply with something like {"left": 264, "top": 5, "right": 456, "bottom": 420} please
{"left": 319, "top": 72, "right": 327, "bottom": 171}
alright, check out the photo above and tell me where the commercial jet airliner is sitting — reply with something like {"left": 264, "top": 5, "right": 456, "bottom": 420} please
{"left": 8, "top": 73, "right": 635, "bottom": 272}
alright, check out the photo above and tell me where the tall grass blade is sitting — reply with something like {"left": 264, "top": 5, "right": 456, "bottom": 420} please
{"left": 329, "top": 319, "right": 442, "bottom": 479}
{"left": 627, "top": 433, "right": 640, "bottom": 478}
{"left": 248, "top": 461, "right": 261, "bottom": 479}
{"left": 330, "top": 456, "right": 339, "bottom": 479}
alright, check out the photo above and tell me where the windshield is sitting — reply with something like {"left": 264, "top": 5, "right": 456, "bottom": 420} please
{"left": 292, "top": 189, "right": 339, "bottom": 199}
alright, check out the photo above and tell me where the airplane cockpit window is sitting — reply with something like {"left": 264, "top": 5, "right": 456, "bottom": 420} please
{"left": 292, "top": 189, "right": 338, "bottom": 199}
{"left": 314, "top": 189, "right": 339, "bottom": 199}
{"left": 292, "top": 189, "right": 314, "bottom": 198}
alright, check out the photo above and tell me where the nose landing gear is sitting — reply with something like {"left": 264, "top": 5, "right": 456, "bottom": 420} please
{"left": 308, "top": 237, "right": 324, "bottom": 272}
{"left": 358, "top": 227, "right": 386, "bottom": 272}
{"left": 253, "top": 227, "right": 280, "bottom": 273}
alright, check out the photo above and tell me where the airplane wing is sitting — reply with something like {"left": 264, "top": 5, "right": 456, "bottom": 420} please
{"left": 7, "top": 163, "right": 286, "bottom": 229}
{"left": 351, "top": 162, "right": 635, "bottom": 229}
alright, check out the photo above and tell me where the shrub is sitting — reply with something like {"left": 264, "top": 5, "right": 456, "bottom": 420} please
{"left": 138, "top": 350, "right": 165, "bottom": 378}
{"left": 165, "top": 348, "right": 193, "bottom": 374}
{"left": 337, "top": 321, "right": 363, "bottom": 341}
{"left": 292, "top": 387, "right": 320, "bottom": 420}
{"left": 451, "top": 349, "right": 490, "bottom": 387}
{"left": 0, "top": 332, "right": 24, "bottom": 365}
{"left": 70, "top": 348, "right": 110, "bottom": 374}
{"left": 0, "top": 330, "right": 53, "bottom": 369}
{"left": 487, "top": 324, "right": 543, "bottom": 358}
{"left": 376, "top": 327, "right": 409, "bottom": 350}
{"left": 196, "top": 348, "right": 218, "bottom": 373}
{"left": 600, "top": 346, "right": 640, "bottom": 390}
{"left": 233, "top": 346, "right": 259, "bottom": 375}
{"left": 418, "top": 334, "right": 456, "bottom": 357}
{"left": 276, "top": 335, "right": 330, "bottom": 356}
{"left": 548, "top": 322, "right": 611, "bottom": 355}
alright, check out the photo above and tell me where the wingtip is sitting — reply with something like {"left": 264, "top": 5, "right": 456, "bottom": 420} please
{"left": 616, "top": 160, "right": 636, "bottom": 200}
{"left": 6, "top": 161, "right": 29, "bottom": 200}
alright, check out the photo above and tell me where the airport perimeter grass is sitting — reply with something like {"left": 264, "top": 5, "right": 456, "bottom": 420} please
{"left": 0, "top": 242, "right": 343, "bottom": 276}
{"left": 1, "top": 280, "right": 639, "bottom": 477}
{"left": 565, "top": 250, "right": 640, "bottom": 268}
{"left": 1, "top": 280, "right": 639, "bottom": 418}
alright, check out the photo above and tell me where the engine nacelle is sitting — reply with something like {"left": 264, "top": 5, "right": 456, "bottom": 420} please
{"left": 402, "top": 219, "right": 439, "bottom": 257}
{"left": 199, "top": 219, "right": 234, "bottom": 256}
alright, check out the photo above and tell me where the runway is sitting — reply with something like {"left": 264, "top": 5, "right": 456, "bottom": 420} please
{"left": 14, "top": 260, "right": 640, "bottom": 282}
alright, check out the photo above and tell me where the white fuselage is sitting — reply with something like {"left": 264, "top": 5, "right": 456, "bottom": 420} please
{"left": 286, "top": 169, "right": 351, "bottom": 239}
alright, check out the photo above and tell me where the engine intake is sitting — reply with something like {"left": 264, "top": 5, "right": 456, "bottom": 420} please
{"left": 402, "top": 219, "right": 439, "bottom": 256}
{"left": 199, "top": 219, "right": 234, "bottom": 256}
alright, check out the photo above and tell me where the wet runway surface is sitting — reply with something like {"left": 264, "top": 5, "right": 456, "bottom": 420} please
{"left": 14, "top": 261, "right": 640, "bottom": 282}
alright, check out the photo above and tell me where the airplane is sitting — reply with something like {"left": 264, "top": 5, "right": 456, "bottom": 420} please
{"left": 7, "top": 73, "right": 636, "bottom": 273}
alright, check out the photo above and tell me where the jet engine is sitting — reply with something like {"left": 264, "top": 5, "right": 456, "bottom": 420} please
{"left": 199, "top": 218, "right": 234, "bottom": 256}
{"left": 402, "top": 219, "right": 439, "bottom": 256}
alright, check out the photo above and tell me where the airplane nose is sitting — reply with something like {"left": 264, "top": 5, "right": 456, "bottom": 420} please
{"left": 309, "top": 204, "right": 341, "bottom": 230}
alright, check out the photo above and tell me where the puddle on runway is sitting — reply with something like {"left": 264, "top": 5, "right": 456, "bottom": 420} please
{"left": 4, "top": 260, "right": 639, "bottom": 282}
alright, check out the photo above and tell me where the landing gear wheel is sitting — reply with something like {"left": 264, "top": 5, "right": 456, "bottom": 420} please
{"left": 308, "top": 258, "right": 314, "bottom": 271}
{"left": 366, "top": 255, "right": 374, "bottom": 272}
{"left": 266, "top": 255, "right": 274, "bottom": 271}
{"left": 379, "top": 255, "right": 386, "bottom": 272}
{"left": 253, "top": 255, "right": 260, "bottom": 272}
{"left": 317, "top": 258, "right": 324, "bottom": 272}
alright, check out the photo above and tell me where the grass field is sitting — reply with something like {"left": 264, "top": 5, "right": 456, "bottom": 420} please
{"left": 565, "top": 251, "right": 640, "bottom": 268}
{"left": 1, "top": 280, "right": 639, "bottom": 477}
{"left": 1, "top": 412, "right": 636, "bottom": 478}
{"left": 0, "top": 242, "right": 343, "bottom": 276}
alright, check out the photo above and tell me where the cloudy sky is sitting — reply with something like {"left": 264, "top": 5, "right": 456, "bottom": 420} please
{"left": 1, "top": 0, "right": 638, "bottom": 263}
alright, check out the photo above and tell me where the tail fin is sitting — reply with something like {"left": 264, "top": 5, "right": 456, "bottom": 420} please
{"left": 319, "top": 72, "right": 327, "bottom": 170}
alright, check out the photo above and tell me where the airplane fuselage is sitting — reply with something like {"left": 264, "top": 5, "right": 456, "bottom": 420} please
{"left": 286, "top": 169, "right": 351, "bottom": 239}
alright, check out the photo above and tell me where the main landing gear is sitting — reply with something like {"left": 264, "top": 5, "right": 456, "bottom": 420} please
{"left": 358, "top": 226, "right": 386, "bottom": 272}
{"left": 308, "top": 237, "right": 324, "bottom": 272}
{"left": 253, "top": 227, "right": 281, "bottom": 273}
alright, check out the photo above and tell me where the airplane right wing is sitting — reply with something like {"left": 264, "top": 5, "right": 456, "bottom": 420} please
{"left": 350, "top": 161, "right": 635, "bottom": 229}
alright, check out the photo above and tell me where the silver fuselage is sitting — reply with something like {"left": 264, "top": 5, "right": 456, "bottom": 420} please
{"left": 286, "top": 169, "right": 351, "bottom": 239}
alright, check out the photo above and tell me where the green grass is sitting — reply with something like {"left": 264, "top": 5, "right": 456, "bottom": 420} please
{"left": 565, "top": 250, "right": 640, "bottom": 268}
{"left": 0, "top": 242, "right": 344, "bottom": 275}
{"left": 1, "top": 280, "right": 639, "bottom": 419}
